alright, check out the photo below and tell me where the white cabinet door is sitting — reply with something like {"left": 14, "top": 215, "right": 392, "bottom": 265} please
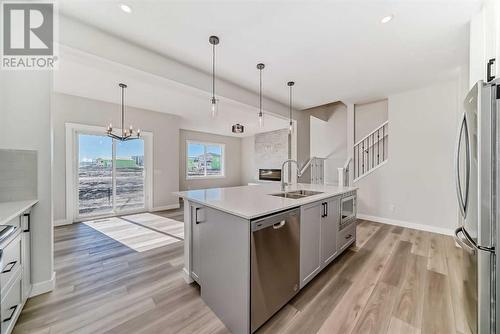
{"left": 21, "top": 213, "right": 31, "bottom": 301}
{"left": 299, "top": 201, "right": 322, "bottom": 288}
{"left": 321, "top": 197, "right": 340, "bottom": 267}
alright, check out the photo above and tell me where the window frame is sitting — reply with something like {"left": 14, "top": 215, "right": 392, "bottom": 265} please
{"left": 65, "top": 123, "right": 154, "bottom": 223}
{"left": 186, "top": 140, "right": 225, "bottom": 180}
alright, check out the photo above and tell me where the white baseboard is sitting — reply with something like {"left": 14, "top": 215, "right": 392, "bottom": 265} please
{"left": 357, "top": 213, "right": 454, "bottom": 236}
{"left": 54, "top": 218, "right": 72, "bottom": 226}
{"left": 30, "top": 271, "right": 56, "bottom": 297}
{"left": 150, "top": 203, "right": 180, "bottom": 212}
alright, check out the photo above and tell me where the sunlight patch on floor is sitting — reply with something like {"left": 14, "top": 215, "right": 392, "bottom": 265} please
{"left": 83, "top": 216, "right": 180, "bottom": 252}
{"left": 123, "top": 212, "right": 184, "bottom": 240}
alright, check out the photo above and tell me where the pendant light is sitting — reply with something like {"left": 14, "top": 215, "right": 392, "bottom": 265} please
{"left": 106, "top": 83, "right": 140, "bottom": 141}
{"left": 287, "top": 81, "right": 295, "bottom": 133}
{"left": 257, "top": 63, "right": 265, "bottom": 127}
{"left": 209, "top": 35, "right": 220, "bottom": 118}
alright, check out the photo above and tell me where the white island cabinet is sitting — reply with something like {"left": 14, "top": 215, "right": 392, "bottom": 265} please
{"left": 0, "top": 200, "right": 37, "bottom": 334}
{"left": 177, "top": 183, "right": 356, "bottom": 334}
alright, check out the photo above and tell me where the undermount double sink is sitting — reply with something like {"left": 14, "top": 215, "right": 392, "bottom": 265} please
{"left": 270, "top": 190, "right": 324, "bottom": 199}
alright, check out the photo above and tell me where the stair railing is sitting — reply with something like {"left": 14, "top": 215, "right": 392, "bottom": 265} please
{"left": 353, "top": 121, "right": 388, "bottom": 181}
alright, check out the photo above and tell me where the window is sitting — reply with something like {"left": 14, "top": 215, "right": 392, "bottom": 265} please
{"left": 187, "top": 141, "right": 225, "bottom": 178}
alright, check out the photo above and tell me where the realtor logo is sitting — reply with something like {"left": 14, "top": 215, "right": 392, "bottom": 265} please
{"left": 1, "top": 2, "right": 58, "bottom": 70}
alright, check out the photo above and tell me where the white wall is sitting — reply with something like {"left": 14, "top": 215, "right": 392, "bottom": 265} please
{"left": 310, "top": 104, "right": 347, "bottom": 185}
{"left": 469, "top": 0, "right": 499, "bottom": 87}
{"left": 179, "top": 129, "right": 243, "bottom": 190}
{"left": 52, "top": 93, "right": 181, "bottom": 222}
{"left": 0, "top": 71, "right": 54, "bottom": 295}
{"left": 354, "top": 99, "right": 388, "bottom": 142}
{"left": 356, "top": 79, "right": 462, "bottom": 234}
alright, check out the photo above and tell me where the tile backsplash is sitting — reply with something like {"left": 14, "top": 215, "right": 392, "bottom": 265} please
{"left": 0, "top": 149, "right": 37, "bottom": 202}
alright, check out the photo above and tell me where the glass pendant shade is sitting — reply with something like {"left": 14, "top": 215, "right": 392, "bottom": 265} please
{"left": 210, "top": 97, "right": 218, "bottom": 118}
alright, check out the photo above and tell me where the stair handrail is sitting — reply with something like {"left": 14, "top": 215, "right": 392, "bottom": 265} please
{"left": 343, "top": 157, "right": 352, "bottom": 170}
{"left": 354, "top": 120, "right": 389, "bottom": 148}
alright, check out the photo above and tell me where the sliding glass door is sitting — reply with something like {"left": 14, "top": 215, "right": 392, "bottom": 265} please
{"left": 78, "top": 134, "right": 114, "bottom": 216}
{"left": 77, "top": 132, "right": 145, "bottom": 218}
{"left": 115, "top": 139, "right": 145, "bottom": 212}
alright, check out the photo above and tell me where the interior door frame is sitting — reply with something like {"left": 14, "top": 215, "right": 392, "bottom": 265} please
{"left": 65, "top": 123, "right": 153, "bottom": 223}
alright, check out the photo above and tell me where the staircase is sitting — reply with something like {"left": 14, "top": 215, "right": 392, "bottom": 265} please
{"left": 353, "top": 121, "right": 388, "bottom": 181}
{"left": 314, "top": 121, "right": 389, "bottom": 187}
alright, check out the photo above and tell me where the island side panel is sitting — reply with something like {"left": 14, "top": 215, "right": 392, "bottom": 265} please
{"left": 183, "top": 200, "right": 194, "bottom": 284}
{"left": 199, "top": 206, "right": 250, "bottom": 334}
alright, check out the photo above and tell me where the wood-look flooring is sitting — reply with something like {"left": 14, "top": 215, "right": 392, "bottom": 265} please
{"left": 13, "top": 216, "right": 469, "bottom": 334}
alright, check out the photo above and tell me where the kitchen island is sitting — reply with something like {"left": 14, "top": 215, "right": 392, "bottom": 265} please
{"left": 176, "top": 183, "right": 357, "bottom": 334}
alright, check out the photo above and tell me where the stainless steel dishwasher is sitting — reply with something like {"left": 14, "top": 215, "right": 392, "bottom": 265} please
{"left": 250, "top": 208, "right": 300, "bottom": 333}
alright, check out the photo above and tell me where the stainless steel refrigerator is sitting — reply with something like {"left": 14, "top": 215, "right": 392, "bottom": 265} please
{"left": 454, "top": 78, "right": 499, "bottom": 333}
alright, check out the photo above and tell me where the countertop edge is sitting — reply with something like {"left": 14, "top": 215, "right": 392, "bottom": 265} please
{"left": 0, "top": 199, "right": 39, "bottom": 226}
{"left": 177, "top": 187, "right": 356, "bottom": 220}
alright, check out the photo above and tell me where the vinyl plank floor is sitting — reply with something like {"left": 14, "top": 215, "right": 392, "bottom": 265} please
{"left": 14, "top": 216, "right": 468, "bottom": 334}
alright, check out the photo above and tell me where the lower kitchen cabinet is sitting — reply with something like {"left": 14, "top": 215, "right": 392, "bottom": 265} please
{"left": 299, "top": 201, "right": 323, "bottom": 288}
{"left": 300, "top": 193, "right": 355, "bottom": 289}
{"left": 1, "top": 210, "right": 33, "bottom": 334}
{"left": 321, "top": 196, "right": 340, "bottom": 268}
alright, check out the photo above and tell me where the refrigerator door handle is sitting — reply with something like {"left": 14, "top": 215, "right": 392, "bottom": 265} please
{"left": 455, "top": 226, "right": 495, "bottom": 254}
{"left": 454, "top": 113, "right": 470, "bottom": 218}
{"left": 454, "top": 227, "right": 476, "bottom": 254}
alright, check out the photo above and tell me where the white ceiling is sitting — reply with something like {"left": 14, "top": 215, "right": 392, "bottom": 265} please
{"left": 59, "top": 0, "right": 480, "bottom": 109}
{"left": 54, "top": 47, "right": 289, "bottom": 137}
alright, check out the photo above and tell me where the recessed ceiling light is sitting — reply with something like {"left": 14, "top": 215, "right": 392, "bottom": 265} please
{"left": 380, "top": 15, "right": 394, "bottom": 24}
{"left": 120, "top": 4, "right": 132, "bottom": 13}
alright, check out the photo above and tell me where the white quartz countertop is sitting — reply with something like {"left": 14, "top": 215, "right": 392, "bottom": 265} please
{"left": 176, "top": 183, "right": 356, "bottom": 220}
{"left": 0, "top": 200, "right": 38, "bottom": 225}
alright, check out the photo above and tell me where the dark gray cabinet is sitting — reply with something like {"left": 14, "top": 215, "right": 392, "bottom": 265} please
{"left": 190, "top": 205, "right": 251, "bottom": 334}
{"left": 300, "top": 195, "right": 345, "bottom": 289}
{"left": 321, "top": 196, "right": 340, "bottom": 268}
{"left": 299, "top": 201, "right": 322, "bottom": 288}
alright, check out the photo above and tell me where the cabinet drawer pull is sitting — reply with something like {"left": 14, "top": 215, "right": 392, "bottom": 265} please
{"left": 345, "top": 234, "right": 352, "bottom": 240}
{"left": 195, "top": 208, "right": 202, "bottom": 224}
{"left": 487, "top": 58, "right": 496, "bottom": 82}
{"left": 23, "top": 213, "right": 31, "bottom": 232}
{"left": 321, "top": 203, "right": 328, "bottom": 218}
{"left": 3, "top": 305, "right": 18, "bottom": 322}
{"left": 2, "top": 261, "right": 17, "bottom": 273}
